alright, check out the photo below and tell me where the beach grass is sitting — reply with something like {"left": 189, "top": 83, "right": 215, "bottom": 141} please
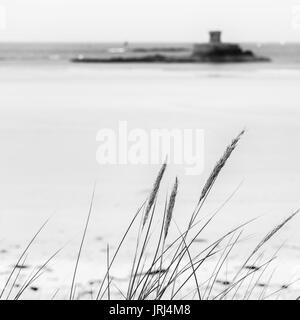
{"left": 0, "top": 130, "right": 299, "bottom": 300}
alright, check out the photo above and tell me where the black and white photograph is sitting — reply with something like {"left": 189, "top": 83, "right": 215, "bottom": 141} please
{"left": 0, "top": 0, "right": 299, "bottom": 304}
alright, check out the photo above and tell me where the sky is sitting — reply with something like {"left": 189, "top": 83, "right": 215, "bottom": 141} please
{"left": 0, "top": 0, "right": 299, "bottom": 42}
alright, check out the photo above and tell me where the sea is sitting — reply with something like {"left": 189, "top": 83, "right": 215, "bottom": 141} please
{"left": 0, "top": 42, "right": 299, "bottom": 299}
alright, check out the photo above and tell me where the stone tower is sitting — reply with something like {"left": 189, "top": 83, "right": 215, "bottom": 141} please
{"left": 209, "top": 31, "right": 222, "bottom": 44}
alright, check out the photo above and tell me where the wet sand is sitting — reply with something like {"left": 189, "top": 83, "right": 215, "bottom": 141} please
{"left": 0, "top": 62, "right": 299, "bottom": 299}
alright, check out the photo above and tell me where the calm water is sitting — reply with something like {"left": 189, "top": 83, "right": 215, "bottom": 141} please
{"left": 0, "top": 42, "right": 300, "bottom": 64}
{"left": 0, "top": 43, "right": 299, "bottom": 298}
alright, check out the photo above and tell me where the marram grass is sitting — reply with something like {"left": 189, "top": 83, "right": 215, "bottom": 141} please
{"left": 0, "top": 130, "right": 299, "bottom": 300}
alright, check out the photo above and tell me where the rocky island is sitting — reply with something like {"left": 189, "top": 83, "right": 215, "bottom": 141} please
{"left": 71, "top": 31, "right": 270, "bottom": 64}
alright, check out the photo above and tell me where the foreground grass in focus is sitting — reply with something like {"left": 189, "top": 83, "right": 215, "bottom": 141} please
{"left": 0, "top": 130, "right": 299, "bottom": 300}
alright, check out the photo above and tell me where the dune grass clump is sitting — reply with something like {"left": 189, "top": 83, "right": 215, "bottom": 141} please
{"left": 0, "top": 130, "right": 299, "bottom": 300}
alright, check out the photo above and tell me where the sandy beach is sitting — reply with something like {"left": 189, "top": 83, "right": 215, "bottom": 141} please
{"left": 0, "top": 60, "right": 299, "bottom": 299}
